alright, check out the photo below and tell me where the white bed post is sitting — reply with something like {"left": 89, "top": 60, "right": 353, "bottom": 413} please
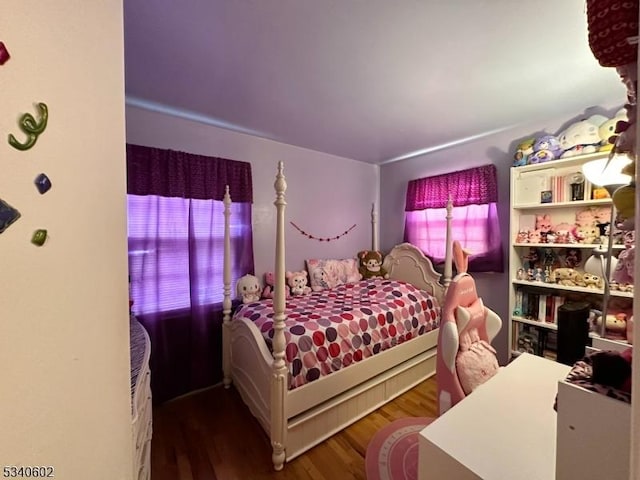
{"left": 443, "top": 197, "right": 453, "bottom": 289}
{"left": 371, "top": 203, "right": 378, "bottom": 251}
{"left": 271, "top": 161, "right": 288, "bottom": 471}
{"left": 222, "top": 186, "right": 233, "bottom": 389}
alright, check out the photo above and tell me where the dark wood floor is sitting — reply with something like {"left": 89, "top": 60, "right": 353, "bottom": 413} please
{"left": 150, "top": 376, "right": 438, "bottom": 480}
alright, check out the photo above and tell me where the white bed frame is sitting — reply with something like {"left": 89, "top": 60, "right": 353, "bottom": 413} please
{"left": 222, "top": 161, "right": 453, "bottom": 470}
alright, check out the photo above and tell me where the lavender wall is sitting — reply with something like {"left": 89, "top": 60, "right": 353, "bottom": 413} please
{"left": 380, "top": 102, "right": 626, "bottom": 364}
{"left": 125, "top": 106, "right": 379, "bottom": 278}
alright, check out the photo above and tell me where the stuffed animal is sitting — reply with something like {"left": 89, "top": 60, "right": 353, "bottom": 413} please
{"left": 575, "top": 225, "right": 600, "bottom": 244}
{"left": 535, "top": 214, "right": 553, "bottom": 233}
{"left": 528, "top": 135, "right": 562, "bottom": 163}
{"left": 582, "top": 273, "right": 604, "bottom": 289}
{"left": 575, "top": 208, "right": 596, "bottom": 227}
{"left": 513, "top": 138, "right": 535, "bottom": 166}
{"left": 549, "top": 268, "right": 585, "bottom": 286}
{"left": 558, "top": 115, "right": 608, "bottom": 157}
{"left": 261, "top": 271, "right": 290, "bottom": 299}
{"left": 286, "top": 270, "right": 312, "bottom": 296}
{"left": 612, "top": 230, "right": 635, "bottom": 287}
{"left": 598, "top": 109, "right": 628, "bottom": 152}
{"left": 595, "top": 313, "right": 629, "bottom": 340}
{"left": 358, "top": 250, "right": 389, "bottom": 279}
{"left": 236, "top": 274, "right": 262, "bottom": 304}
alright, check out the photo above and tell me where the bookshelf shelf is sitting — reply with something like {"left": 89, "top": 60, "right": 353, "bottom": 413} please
{"left": 513, "top": 242, "right": 624, "bottom": 250}
{"left": 513, "top": 198, "right": 612, "bottom": 210}
{"left": 512, "top": 279, "right": 634, "bottom": 298}
{"left": 512, "top": 316, "right": 604, "bottom": 340}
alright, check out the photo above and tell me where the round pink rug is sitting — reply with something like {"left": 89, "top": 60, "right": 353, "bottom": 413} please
{"left": 365, "top": 417, "right": 434, "bottom": 480}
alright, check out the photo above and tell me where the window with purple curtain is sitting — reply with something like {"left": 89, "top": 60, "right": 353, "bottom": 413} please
{"left": 127, "top": 144, "right": 254, "bottom": 404}
{"left": 404, "top": 164, "right": 504, "bottom": 273}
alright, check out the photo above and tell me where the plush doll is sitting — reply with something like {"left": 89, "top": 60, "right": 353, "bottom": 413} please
{"left": 558, "top": 115, "right": 608, "bottom": 158}
{"left": 535, "top": 214, "right": 552, "bottom": 233}
{"left": 598, "top": 109, "right": 628, "bottom": 152}
{"left": 286, "top": 270, "right": 312, "bottom": 296}
{"left": 236, "top": 274, "right": 262, "bottom": 304}
{"left": 528, "top": 135, "right": 562, "bottom": 163}
{"left": 358, "top": 250, "right": 389, "bottom": 279}
{"left": 513, "top": 138, "right": 535, "bottom": 166}
{"left": 261, "top": 271, "right": 290, "bottom": 299}
{"left": 612, "top": 230, "right": 635, "bottom": 286}
{"left": 575, "top": 209, "right": 596, "bottom": 227}
{"left": 564, "top": 248, "right": 581, "bottom": 269}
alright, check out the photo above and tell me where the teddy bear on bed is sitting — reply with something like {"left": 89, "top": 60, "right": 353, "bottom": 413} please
{"left": 358, "top": 250, "right": 389, "bottom": 279}
{"left": 286, "top": 270, "right": 312, "bottom": 296}
{"left": 261, "top": 271, "right": 290, "bottom": 299}
{"left": 236, "top": 274, "right": 262, "bottom": 304}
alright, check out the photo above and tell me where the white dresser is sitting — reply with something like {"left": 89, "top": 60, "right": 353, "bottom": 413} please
{"left": 130, "top": 316, "right": 152, "bottom": 480}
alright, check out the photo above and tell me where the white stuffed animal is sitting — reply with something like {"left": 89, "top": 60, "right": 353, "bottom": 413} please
{"left": 286, "top": 270, "right": 312, "bottom": 296}
{"left": 558, "top": 114, "right": 608, "bottom": 158}
{"left": 236, "top": 274, "right": 261, "bottom": 304}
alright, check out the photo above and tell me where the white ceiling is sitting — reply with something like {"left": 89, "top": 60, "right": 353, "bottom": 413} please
{"left": 123, "top": 0, "right": 627, "bottom": 164}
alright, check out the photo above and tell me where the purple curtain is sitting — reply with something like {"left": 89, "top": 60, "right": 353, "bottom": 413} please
{"left": 405, "top": 164, "right": 498, "bottom": 210}
{"left": 127, "top": 144, "right": 253, "bottom": 404}
{"left": 404, "top": 165, "right": 503, "bottom": 273}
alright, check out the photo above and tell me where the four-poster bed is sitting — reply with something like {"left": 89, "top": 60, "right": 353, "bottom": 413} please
{"left": 222, "top": 161, "right": 453, "bottom": 470}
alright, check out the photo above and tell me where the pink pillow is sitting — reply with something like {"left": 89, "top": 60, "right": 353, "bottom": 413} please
{"left": 454, "top": 300, "right": 499, "bottom": 395}
{"left": 306, "top": 258, "right": 361, "bottom": 292}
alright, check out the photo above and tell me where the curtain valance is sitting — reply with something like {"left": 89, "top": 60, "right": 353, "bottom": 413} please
{"left": 126, "top": 144, "right": 253, "bottom": 202}
{"left": 405, "top": 164, "right": 498, "bottom": 211}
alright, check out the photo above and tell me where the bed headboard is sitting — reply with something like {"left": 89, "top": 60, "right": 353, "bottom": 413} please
{"left": 382, "top": 242, "right": 446, "bottom": 306}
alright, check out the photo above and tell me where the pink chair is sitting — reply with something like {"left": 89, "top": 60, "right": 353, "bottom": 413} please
{"left": 436, "top": 241, "right": 502, "bottom": 415}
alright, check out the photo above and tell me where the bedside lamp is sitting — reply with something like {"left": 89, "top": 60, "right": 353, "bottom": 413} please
{"left": 582, "top": 153, "right": 633, "bottom": 337}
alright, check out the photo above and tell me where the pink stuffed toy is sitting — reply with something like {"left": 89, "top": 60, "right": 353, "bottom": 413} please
{"left": 612, "top": 231, "right": 635, "bottom": 286}
{"left": 261, "top": 271, "right": 290, "bottom": 299}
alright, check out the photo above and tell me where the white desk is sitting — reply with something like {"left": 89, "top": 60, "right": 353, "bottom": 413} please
{"left": 418, "top": 353, "right": 571, "bottom": 480}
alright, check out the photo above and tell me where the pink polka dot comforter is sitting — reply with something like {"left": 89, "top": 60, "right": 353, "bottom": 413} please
{"left": 233, "top": 278, "right": 440, "bottom": 389}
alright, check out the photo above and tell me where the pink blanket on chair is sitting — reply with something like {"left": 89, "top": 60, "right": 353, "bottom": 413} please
{"left": 234, "top": 278, "right": 440, "bottom": 389}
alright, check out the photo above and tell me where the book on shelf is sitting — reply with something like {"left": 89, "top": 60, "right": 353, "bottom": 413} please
{"left": 516, "top": 291, "right": 565, "bottom": 324}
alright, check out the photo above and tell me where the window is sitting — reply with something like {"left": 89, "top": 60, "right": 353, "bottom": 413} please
{"left": 126, "top": 144, "right": 253, "bottom": 404}
{"left": 128, "top": 195, "right": 251, "bottom": 314}
{"left": 404, "top": 164, "right": 503, "bottom": 272}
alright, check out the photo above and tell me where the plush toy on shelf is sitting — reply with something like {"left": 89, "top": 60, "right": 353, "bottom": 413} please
{"left": 358, "top": 250, "right": 389, "bottom": 279}
{"left": 286, "top": 270, "right": 312, "bottom": 296}
{"left": 598, "top": 108, "right": 628, "bottom": 152}
{"left": 612, "top": 231, "right": 635, "bottom": 288}
{"left": 513, "top": 138, "right": 535, "bottom": 166}
{"left": 528, "top": 135, "right": 563, "bottom": 163}
{"left": 236, "top": 274, "right": 262, "bottom": 304}
{"left": 261, "top": 271, "right": 290, "bottom": 299}
{"left": 557, "top": 115, "right": 608, "bottom": 158}
{"left": 549, "top": 267, "right": 586, "bottom": 287}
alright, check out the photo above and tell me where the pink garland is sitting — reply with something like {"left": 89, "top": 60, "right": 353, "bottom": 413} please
{"left": 290, "top": 221, "right": 356, "bottom": 242}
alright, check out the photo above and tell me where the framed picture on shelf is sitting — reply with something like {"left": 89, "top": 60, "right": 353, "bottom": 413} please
{"left": 540, "top": 190, "right": 553, "bottom": 203}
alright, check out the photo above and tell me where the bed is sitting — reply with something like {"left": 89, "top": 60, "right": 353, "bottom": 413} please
{"left": 222, "top": 161, "right": 453, "bottom": 470}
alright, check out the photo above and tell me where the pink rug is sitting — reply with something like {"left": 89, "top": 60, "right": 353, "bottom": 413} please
{"left": 365, "top": 417, "right": 434, "bottom": 480}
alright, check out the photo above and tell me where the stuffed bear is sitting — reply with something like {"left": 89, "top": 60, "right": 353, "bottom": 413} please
{"left": 236, "top": 274, "right": 261, "bottom": 304}
{"left": 528, "top": 135, "right": 562, "bottom": 163}
{"left": 261, "top": 271, "right": 290, "bottom": 299}
{"left": 286, "top": 270, "right": 312, "bottom": 296}
{"left": 358, "top": 250, "right": 389, "bottom": 279}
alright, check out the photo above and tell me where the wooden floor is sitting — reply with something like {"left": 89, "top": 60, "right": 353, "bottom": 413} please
{"left": 150, "top": 376, "right": 438, "bottom": 480}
